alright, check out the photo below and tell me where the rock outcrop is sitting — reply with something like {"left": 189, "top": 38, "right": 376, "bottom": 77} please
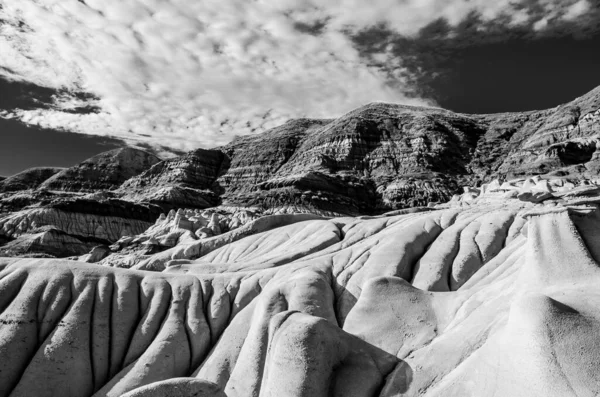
{"left": 2, "top": 178, "right": 600, "bottom": 396}
{"left": 0, "top": 197, "right": 162, "bottom": 257}
{"left": 0, "top": 225, "right": 97, "bottom": 257}
{"left": 119, "top": 148, "right": 225, "bottom": 208}
{"left": 40, "top": 147, "right": 160, "bottom": 192}
{"left": 92, "top": 207, "right": 260, "bottom": 268}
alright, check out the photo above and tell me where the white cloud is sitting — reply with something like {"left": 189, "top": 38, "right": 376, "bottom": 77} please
{"left": 0, "top": 0, "right": 594, "bottom": 152}
{"left": 563, "top": 0, "right": 591, "bottom": 20}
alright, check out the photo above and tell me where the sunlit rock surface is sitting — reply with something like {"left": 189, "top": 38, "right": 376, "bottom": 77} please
{"left": 2, "top": 178, "right": 600, "bottom": 396}
{"left": 90, "top": 207, "right": 261, "bottom": 269}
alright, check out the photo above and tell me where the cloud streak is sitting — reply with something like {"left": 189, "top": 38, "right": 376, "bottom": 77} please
{"left": 0, "top": 0, "right": 596, "bottom": 152}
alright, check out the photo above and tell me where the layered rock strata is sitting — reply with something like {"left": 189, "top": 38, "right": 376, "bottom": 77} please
{"left": 118, "top": 86, "right": 600, "bottom": 214}
{"left": 3, "top": 87, "right": 600, "bottom": 218}
{"left": 119, "top": 148, "right": 225, "bottom": 208}
{"left": 0, "top": 198, "right": 162, "bottom": 258}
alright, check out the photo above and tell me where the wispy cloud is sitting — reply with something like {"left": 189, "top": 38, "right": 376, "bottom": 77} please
{"left": 0, "top": 0, "right": 595, "bottom": 152}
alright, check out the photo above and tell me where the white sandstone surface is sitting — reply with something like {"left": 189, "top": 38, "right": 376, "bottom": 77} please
{"left": 1, "top": 177, "right": 600, "bottom": 396}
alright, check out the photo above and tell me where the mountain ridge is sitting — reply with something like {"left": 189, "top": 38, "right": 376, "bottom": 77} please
{"left": 2, "top": 84, "right": 600, "bottom": 216}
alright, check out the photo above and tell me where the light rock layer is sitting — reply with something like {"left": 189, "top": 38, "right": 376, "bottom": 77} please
{"left": 1, "top": 180, "right": 600, "bottom": 396}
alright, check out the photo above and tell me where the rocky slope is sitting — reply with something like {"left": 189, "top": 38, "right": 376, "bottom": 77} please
{"left": 84, "top": 207, "right": 261, "bottom": 268}
{"left": 119, "top": 148, "right": 225, "bottom": 208}
{"left": 0, "top": 167, "right": 64, "bottom": 192}
{"left": 40, "top": 147, "right": 160, "bottom": 192}
{"left": 2, "top": 177, "right": 600, "bottom": 396}
{"left": 121, "top": 85, "right": 600, "bottom": 214}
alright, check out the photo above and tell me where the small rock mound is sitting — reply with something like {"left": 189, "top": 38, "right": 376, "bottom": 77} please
{"left": 0, "top": 167, "right": 64, "bottom": 192}
{"left": 39, "top": 147, "right": 160, "bottom": 192}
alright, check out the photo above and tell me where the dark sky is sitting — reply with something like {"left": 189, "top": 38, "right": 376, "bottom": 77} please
{"left": 0, "top": 117, "right": 125, "bottom": 177}
{"left": 0, "top": 78, "right": 127, "bottom": 176}
{"left": 352, "top": 12, "right": 600, "bottom": 114}
{"left": 411, "top": 31, "right": 600, "bottom": 114}
{"left": 407, "top": 34, "right": 600, "bottom": 114}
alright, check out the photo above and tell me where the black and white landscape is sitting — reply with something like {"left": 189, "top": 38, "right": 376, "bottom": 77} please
{"left": 1, "top": 1, "right": 600, "bottom": 396}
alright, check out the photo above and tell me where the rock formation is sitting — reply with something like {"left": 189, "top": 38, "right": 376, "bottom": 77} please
{"left": 119, "top": 148, "right": 225, "bottom": 208}
{"left": 0, "top": 197, "right": 162, "bottom": 257}
{"left": 0, "top": 225, "right": 98, "bottom": 258}
{"left": 1, "top": 177, "right": 600, "bottom": 396}
{"left": 1, "top": 86, "right": 600, "bottom": 219}
{"left": 89, "top": 207, "right": 260, "bottom": 268}
{"left": 121, "top": 85, "right": 600, "bottom": 214}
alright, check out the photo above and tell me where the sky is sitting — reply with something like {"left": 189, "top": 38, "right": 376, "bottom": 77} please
{"left": 1, "top": 0, "right": 600, "bottom": 175}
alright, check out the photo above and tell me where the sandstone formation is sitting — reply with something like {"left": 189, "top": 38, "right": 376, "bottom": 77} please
{"left": 1, "top": 177, "right": 600, "bottom": 396}
{"left": 40, "top": 147, "right": 160, "bottom": 192}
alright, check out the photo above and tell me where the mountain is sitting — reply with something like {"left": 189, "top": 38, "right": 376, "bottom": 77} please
{"left": 116, "top": 85, "right": 600, "bottom": 214}
{"left": 119, "top": 147, "right": 226, "bottom": 208}
{"left": 3, "top": 86, "right": 600, "bottom": 216}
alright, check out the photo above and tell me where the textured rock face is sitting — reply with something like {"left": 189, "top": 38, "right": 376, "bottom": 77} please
{"left": 0, "top": 167, "right": 64, "bottom": 192}
{"left": 40, "top": 147, "right": 160, "bottom": 192}
{"left": 0, "top": 207, "right": 152, "bottom": 242}
{"left": 93, "top": 207, "right": 260, "bottom": 268}
{"left": 0, "top": 198, "right": 162, "bottom": 257}
{"left": 112, "top": 86, "right": 600, "bottom": 215}
{"left": 0, "top": 225, "right": 97, "bottom": 257}
{"left": 3, "top": 87, "right": 600, "bottom": 216}
{"left": 119, "top": 148, "right": 225, "bottom": 208}
{"left": 2, "top": 180, "right": 600, "bottom": 396}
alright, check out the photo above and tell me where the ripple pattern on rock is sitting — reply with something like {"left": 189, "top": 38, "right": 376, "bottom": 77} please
{"left": 2, "top": 180, "right": 600, "bottom": 396}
